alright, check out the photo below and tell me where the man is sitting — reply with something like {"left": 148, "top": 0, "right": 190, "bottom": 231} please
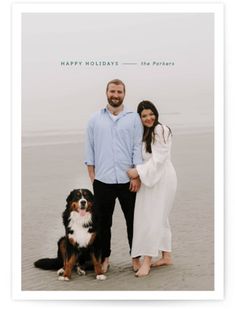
{"left": 85, "top": 79, "right": 142, "bottom": 272}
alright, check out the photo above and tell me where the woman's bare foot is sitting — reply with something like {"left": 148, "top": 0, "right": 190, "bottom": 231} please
{"left": 102, "top": 257, "right": 110, "bottom": 273}
{"left": 132, "top": 257, "right": 141, "bottom": 272}
{"left": 135, "top": 256, "right": 151, "bottom": 277}
{"left": 135, "top": 263, "right": 150, "bottom": 277}
{"left": 151, "top": 253, "right": 173, "bottom": 267}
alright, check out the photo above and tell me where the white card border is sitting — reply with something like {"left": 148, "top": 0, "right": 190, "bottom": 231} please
{"left": 11, "top": 2, "right": 224, "bottom": 301}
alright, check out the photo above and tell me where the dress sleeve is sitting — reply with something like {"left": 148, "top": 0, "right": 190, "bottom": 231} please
{"left": 136, "top": 125, "right": 172, "bottom": 187}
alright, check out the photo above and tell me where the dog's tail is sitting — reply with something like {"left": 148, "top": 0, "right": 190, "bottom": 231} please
{"left": 34, "top": 257, "right": 63, "bottom": 270}
{"left": 34, "top": 236, "right": 65, "bottom": 270}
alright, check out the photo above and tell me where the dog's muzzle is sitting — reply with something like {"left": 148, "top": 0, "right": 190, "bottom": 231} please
{"left": 79, "top": 199, "right": 87, "bottom": 209}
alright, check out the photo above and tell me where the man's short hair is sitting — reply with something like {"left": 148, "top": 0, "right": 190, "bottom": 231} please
{"left": 106, "top": 79, "right": 126, "bottom": 93}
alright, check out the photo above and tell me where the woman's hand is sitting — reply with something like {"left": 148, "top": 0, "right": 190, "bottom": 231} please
{"left": 127, "top": 168, "right": 139, "bottom": 179}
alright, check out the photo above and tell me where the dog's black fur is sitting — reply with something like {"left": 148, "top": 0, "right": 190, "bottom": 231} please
{"left": 34, "top": 189, "right": 105, "bottom": 280}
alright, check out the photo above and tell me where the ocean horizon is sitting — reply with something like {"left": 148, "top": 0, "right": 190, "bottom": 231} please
{"left": 22, "top": 124, "right": 213, "bottom": 148}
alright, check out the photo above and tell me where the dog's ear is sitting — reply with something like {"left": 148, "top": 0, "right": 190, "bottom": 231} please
{"left": 87, "top": 201, "right": 93, "bottom": 211}
{"left": 71, "top": 202, "right": 78, "bottom": 211}
{"left": 66, "top": 190, "right": 78, "bottom": 204}
{"left": 84, "top": 189, "right": 94, "bottom": 211}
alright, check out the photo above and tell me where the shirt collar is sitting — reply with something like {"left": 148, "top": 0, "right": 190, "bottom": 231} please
{"left": 102, "top": 105, "right": 133, "bottom": 115}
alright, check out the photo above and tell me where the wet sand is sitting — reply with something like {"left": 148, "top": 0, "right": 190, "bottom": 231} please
{"left": 21, "top": 130, "right": 214, "bottom": 291}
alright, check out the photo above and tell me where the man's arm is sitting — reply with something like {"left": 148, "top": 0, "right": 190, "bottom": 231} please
{"left": 84, "top": 115, "right": 95, "bottom": 184}
{"left": 87, "top": 165, "right": 95, "bottom": 184}
{"left": 129, "top": 114, "right": 143, "bottom": 192}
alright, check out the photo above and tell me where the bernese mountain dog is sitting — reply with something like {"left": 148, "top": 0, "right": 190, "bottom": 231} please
{"left": 34, "top": 189, "right": 106, "bottom": 281}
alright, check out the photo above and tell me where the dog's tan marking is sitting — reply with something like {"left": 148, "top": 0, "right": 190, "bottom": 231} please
{"left": 91, "top": 253, "right": 104, "bottom": 278}
{"left": 88, "top": 232, "right": 96, "bottom": 246}
{"left": 68, "top": 234, "right": 77, "bottom": 246}
{"left": 63, "top": 254, "right": 77, "bottom": 279}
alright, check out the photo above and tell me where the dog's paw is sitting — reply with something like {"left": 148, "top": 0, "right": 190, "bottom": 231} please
{"left": 76, "top": 267, "right": 86, "bottom": 276}
{"left": 58, "top": 276, "right": 69, "bottom": 281}
{"left": 96, "top": 274, "right": 107, "bottom": 280}
{"left": 57, "top": 268, "right": 64, "bottom": 276}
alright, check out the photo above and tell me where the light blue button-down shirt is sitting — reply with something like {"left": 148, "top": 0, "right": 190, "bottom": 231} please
{"left": 85, "top": 106, "right": 143, "bottom": 184}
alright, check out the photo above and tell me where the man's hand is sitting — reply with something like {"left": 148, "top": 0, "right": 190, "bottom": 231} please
{"left": 129, "top": 177, "right": 141, "bottom": 192}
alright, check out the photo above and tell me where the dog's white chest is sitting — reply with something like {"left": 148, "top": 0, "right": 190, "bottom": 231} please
{"left": 68, "top": 211, "right": 92, "bottom": 247}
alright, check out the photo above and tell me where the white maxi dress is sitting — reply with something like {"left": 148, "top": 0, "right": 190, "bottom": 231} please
{"left": 131, "top": 124, "right": 177, "bottom": 258}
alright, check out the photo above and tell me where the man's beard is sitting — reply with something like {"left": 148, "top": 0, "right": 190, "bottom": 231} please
{"left": 107, "top": 97, "right": 124, "bottom": 107}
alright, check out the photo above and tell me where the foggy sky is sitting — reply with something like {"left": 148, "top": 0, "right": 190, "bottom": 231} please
{"left": 22, "top": 13, "right": 214, "bottom": 135}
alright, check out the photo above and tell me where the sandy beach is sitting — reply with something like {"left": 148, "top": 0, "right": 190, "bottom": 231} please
{"left": 21, "top": 129, "right": 214, "bottom": 291}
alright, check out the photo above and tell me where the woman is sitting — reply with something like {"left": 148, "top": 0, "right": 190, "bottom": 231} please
{"left": 128, "top": 100, "right": 177, "bottom": 277}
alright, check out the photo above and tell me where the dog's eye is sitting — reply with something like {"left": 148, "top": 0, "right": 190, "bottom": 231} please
{"left": 82, "top": 191, "right": 88, "bottom": 197}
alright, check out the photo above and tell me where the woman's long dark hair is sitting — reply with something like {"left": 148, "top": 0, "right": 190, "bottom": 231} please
{"left": 137, "top": 100, "right": 172, "bottom": 153}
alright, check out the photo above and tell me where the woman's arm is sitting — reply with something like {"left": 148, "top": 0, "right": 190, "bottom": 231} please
{"left": 135, "top": 125, "right": 172, "bottom": 187}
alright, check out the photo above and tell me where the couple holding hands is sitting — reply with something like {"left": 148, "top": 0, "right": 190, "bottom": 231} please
{"left": 85, "top": 79, "right": 177, "bottom": 277}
